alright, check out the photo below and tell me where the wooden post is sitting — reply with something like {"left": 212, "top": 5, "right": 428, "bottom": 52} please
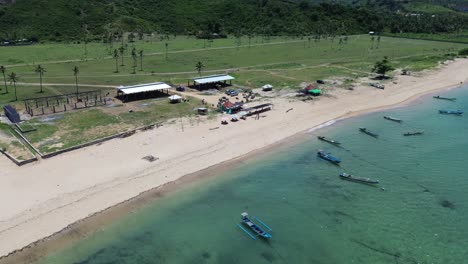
{"left": 53, "top": 106, "right": 55, "bottom": 113}
{"left": 64, "top": 104, "right": 67, "bottom": 111}
{"left": 85, "top": 101, "right": 87, "bottom": 108}
{"left": 75, "top": 102, "right": 77, "bottom": 109}
{"left": 42, "top": 107, "right": 44, "bottom": 115}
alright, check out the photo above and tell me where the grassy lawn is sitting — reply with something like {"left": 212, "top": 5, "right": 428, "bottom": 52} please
{"left": 0, "top": 123, "right": 36, "bottom": 161}
{"left": 0, "top": 35, "right": 467, "bottom": 157}
{"left": 21, "top": 96, "right": 204, "bottom": 153}
{"left": 384, "top": 32, "right": 468, "bottom": 44}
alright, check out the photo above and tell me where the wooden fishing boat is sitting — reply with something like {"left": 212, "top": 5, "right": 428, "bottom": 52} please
{"left": 339, "top": 173, "right": 379, "bottom": 184}
{"left": 237, "top": 212, "right": 272, "bottom": 240}
{"left": 383, "top": 116, "right": 402, "bottom": 123}
{"left": 317, "top": 150, "right": 341, "bottom": 164}
{"left": 317, "top": 136, "right": 341, "bottom": 146}
{"left": 439, "top": 110, "right": 463, "bottom": 115}
{"left": 403, "top": 131, "right": 424, "bottom": 136}
{"left": 433, "top": 95, "right": 456, "bottom": 101}
{"left": 359, "top": 127, "right": 378, "bottom": 138}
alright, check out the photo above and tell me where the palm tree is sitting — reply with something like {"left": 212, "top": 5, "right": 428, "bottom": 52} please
{"left": 195, "top": 61, "right": 205, "bottom": 76}
{"left": 119, "top": 46, "right": 125, "bottom": 66}
{"left": 131, "top": 48, "right": 137, "bottom": 74}
{"left": 165, "top": 42, "right": 169, "bottom": 60}
{"left": 7, "top": 72, "right": 18, "bottom": 101}
{"left": 139, "top": 50, "right": 144, "bottom": 71}
{"left": 113, "top": 49, "right": 119, "bottom": 73}
{"left": 35, "top": 64, "right": 46, "bottom": 93}
{"left": 73, "top": 66, "right": 80, "bottom": 95}
{"left": 0, "top": 65, "right": 7, "bottom": 93}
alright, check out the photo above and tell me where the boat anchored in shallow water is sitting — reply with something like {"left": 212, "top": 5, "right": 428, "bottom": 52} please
{"left": 317, "top": 149, "right": 341, "bottom": 164}
{"left": 339, "top": 173, "right": 379, "bottom": 184}
{"left": 403, "top": 131, "right": 424, "bottom": 136}
{"left": 433, "top": 95, "right": 456, "bottom": 101}
{"left": 383, "top": 116, "right": 402, "bottom": 123}
{"left": 359, "top": 127, "right": 379, "bottom": 138}
{"left": 237, "top": 212, "right": 272, "bottom": 240}
{"left": 317, "top": 136, "right": 341, "bottom": 146}
{"left": 439, "top": 110, "right": 463, "bottom": 115}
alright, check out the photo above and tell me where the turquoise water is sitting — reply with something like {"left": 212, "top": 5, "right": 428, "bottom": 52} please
{"left": 38, "top": 87, "right": 468, "bottom": 264}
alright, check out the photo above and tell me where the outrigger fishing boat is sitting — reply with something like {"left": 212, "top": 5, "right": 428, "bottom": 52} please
{"left": 439, "top": 110, "right": 463, "bottom": 115}
{"left": 317, "top": 136, "right": 341, "bottom": 146}
{"left": 359, "top": 127, "right": 378, "bottom": 138}
{"left": 404, "top": 131, "right": 424, "bottom": 136}
{"left": 317, "top": 149, "right": 341, "bottom": 164}
{"left": 237, "top": 212, "right": 272, "bottom": 240}
{"left": 339, "top": 173, "right": 379, "bottom": 184}
{"left": 383, "top": 116, "right": 402, "bottom": 123}
{"left": 433, "top": 95, "right": 456, "bottom": 101}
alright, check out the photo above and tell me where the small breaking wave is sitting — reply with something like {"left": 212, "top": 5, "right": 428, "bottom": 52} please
{"left": 307, "top": 119, "right": 337, "bottom": 133}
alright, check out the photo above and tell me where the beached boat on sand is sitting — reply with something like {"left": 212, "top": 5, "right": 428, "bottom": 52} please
{"left": 439, "top": 110, "right": 463, "bottom": 115}
{"left": 339, "top": 173, "right": 379, "bottom": 184}
{"left": 433, "top": 95, "right": 456, "bottom": 101}
{"left": 383, "top": 116, "right": 402, "bottom": 123}
{"left": 317, "top": 150, "right": 341, "bottom": 164}
{"left": 359, "top": 127, "right": 379, "bottom": 138}
{"left": 404, "top": 131, "right": 424, "bottom": 136}
{"left": 317, "top": 136, "right": 341, "bottom": 146}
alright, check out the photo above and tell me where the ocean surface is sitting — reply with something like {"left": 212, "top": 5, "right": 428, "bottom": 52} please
{"left": 37, "top": 86, "right": 468, "bottom": 264}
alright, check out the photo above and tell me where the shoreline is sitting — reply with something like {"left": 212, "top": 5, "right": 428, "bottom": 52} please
{"left": 0, "top": 59, "right": 467, "bottom": 263}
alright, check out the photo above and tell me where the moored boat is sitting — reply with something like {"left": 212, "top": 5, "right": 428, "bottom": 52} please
{"left": 359, "top": 127, "right": 378, "bottom": 138}
{"left": 239, "top": 212, "right": 272, "bottom": 239}
{"left": 317, "top": 136, "right": 341, "bottom": 146}
{"left": 433, "top": 95, "right": 456, "bottom": 101}
{"left": 317, "top": 149, "right": 341, "bottom": 164}
{"left": 383, "top": 116, "right": 402, "bottom": 123}
{"left": 339, "top": 173, "right": 379, "bottom": 184}
{"left": 403, "top": 131, "right": 424, "bottom": 136}
{"left": 439, "top": 110, "right": 463, "bottom": 115}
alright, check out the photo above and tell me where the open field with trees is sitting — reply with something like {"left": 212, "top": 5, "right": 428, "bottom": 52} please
{"left": 0, "top": 34, "right": 467, "bottom": 159}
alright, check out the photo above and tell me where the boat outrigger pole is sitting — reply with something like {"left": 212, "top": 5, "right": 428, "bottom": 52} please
{"left": 237, "top": 224, "right": 256, "bottom": 240}
{"left": 253, "top": 217, "right": 272, "bottom": 232}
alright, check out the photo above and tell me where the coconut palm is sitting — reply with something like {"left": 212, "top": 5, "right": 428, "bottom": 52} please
{"left": 0, "top": 65, "right": 7, "bottom": 93}
{"left": 73, "top": 66, "right": 80, "bottom": 95}
{"left": 113, "top": 49, "right": 119, "bottom": 73}
{"left": 195, "top": 61, "right": 205, "bottom": 76}
{"left": 119, "top": 46, "right": 125, "bottom": 66}
{"left": 131, "top": 48, "right": 137, "bottom": 74}
{"left": 7, "top": 72, "right": 18, "bottom": 101}
{"left": 165, "top": 42, "right": 169, "bottom": 60}
{"left": 139, "top": 50, "right": 144, "bottom": 71}
{"left": 35, "top": 64, "right": 46, "bottom": 93}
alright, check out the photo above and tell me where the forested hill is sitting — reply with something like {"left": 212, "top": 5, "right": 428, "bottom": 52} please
{"left": 0, "top": 0, "right": 467, "bottom": 42}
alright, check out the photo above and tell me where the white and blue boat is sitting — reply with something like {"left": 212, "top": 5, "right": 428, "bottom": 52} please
{"left": 317, "top": 150, "right": 341, "bottom": 164}
{"left": 237, "top": 212, "right": 272, "bottom": 240}
{"left": 439, "top": 110, "right": 463, "bottom": 115}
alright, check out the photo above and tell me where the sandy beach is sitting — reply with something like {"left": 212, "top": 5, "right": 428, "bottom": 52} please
{"left": 0, "top": 59, "right": 467, "bottom": 262}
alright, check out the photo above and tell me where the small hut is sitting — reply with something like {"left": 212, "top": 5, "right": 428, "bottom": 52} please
{"left": 168, "top": 94, "right": 183, "bottom": 103}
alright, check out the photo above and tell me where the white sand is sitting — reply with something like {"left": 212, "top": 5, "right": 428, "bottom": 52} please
{"left": 0, "top": 59, "right": 467, "bottom": 257}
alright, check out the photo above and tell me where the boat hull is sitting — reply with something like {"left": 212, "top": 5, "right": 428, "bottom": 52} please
{"left": 318, "top": 151, "right": 341, "bottom": 164}
{"left": 339, "top": 173, "right": 379, "bottom": 184}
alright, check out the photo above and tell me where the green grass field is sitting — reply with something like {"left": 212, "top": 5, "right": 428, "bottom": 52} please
{"left": 0, "top": 35, "right": 467, "bottom": 158}
{"left": 0, "top": 34, "right": 466, "bottom": 106}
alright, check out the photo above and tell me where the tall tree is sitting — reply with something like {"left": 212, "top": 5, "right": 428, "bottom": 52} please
{"left": 119, "top": 46, "right": 125, "bottom": 66}
{"left": 195, "top": 61, "right": 205, "bottom": 76}
{"left": 165, "top": 42, "right": 169, "bottom": 60}
{"left": 0, "top": 65, "right": 7, "bottom": 93}
{"left": 73, "top": 66, "right": 80, "bottom": 95}
{"left": 113, "top": 49, "right": 119, "bottom": 73}
{"left": 35, "top": 64, "right": 46, "bottom": 93}
{"left": 131, "top": 48, "right": 137, "bottom": 74}
{"left": 139, "top": 50, "right": 144, "bottom": 71}
{"left": 7, "top": 72, "right": 18, "bottom": 101}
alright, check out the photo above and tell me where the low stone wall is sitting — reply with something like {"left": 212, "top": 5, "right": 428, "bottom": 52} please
{"left": 41, "top": 122, "right": 163, "bottom": 159}
{"left": 0, "top": 148, "right": 37, "bottom": 166}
